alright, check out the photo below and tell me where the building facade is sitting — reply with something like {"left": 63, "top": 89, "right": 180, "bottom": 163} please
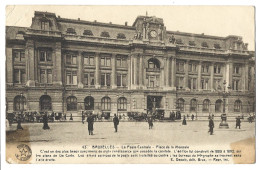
{"left": 6, "top": 11, "right": 255, "bottom": 119}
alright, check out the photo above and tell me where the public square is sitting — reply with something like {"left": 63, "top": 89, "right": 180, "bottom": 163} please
{"left": 6, "top": 120, "right": 255, "bottom": 146}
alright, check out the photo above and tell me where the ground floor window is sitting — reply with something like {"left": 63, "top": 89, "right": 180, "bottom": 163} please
{"left": 203, "top": 99, "right": 210, "bottom": 112}
{"left": 67, "top": 96, "right": 77, "bottom": 111}
{"left": 234, "top": 100, "right": 242, "bottom": 112}
{"left": 215, "top": 99, "right": 222, "bottom": 112}
{"left": 101, "top": 97, "right": 111, "bottom": 111}
{"left": 177, "top": 98, "right": 185, "bottom": 111}
{"left": 40, "top": 95, "right": 52, "bottom": 111}
{"left": 84, "top": 96, "right": 94, "bottom": 110}
{"left": 14, "top": 95, "right": 26, "bottom": 111}
{"left": 118, "top": 97, "right": 127, "bottom": 111}
{"left": 190, "top": 99, "right": 197, "bottom": 112}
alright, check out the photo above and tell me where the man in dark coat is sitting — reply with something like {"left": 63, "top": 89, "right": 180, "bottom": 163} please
{"left": 236, "top": 117, "right": 241, "bottom": 129}
{"left": 17, "top": 113, "right": 23, "bottom": 130}
{"left": 147, "top": 115, "right": 153, "bottom": 129}
{"left": 191, "top": 114, "right": 195, "bottom": 121}
{"left": 87, "top": 113, "right": 94, "bottom": 135}
{"left": 43, "top": 112, "right": 50, "bottom": 130}
{"left": 113, "top": 114, "right": 119, "bottom": 132}
{"left": 182, "top": 115, "right": 187, "bottom": 125}
{"left": 82, "top": 111, "right": 85, "bottom": 124}
{"left": 209, "top": 117, "right": 214, "bottom": 135}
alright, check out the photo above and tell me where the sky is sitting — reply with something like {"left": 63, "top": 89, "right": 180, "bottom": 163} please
{"left": 5, "top": 5, "right": 255, "bottom": 50}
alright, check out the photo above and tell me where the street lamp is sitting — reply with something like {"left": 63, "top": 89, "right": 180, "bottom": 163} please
{"left": 20, "top": 92, "right": 24, "bottom": 112}
{"left": 219, "top": 80, "right": 231, "bottom": 128}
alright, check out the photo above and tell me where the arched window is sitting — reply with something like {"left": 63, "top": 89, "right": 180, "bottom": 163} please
{"left": 67, "top": 96, "right": 77, "bottom": 111}
{"left": 190, "top": 99, "right": 197, "bottom": 112}
{"left": 14, "top": 95, "right": 26, "bottom": 111}
{"left": 203, "top": 99, "right": 210, "bottom": 112}
{"left": 148, "top": 58, "right": 160, "bottom": 69}
{"left": 84, "top": 96, "right": 94, "bottom": 110}
{"left": 117, "top": 97, "right": 127, "bottom": 111}
{"left": 101, "top": 97, "right": 111, "bottom": 111}
{"left": 234, "top": 100, "right": 242, "bottom": 112}
{"left": 177, "top": 98, "right": 185, "bottom": 111}
{"left": 215, "top": 99, "right": 222, "bottom": 112}
{"left": 40, "top": 95, "right": 52, "bottom": 111}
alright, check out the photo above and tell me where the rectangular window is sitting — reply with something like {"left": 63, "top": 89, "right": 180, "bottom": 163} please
{"left": 84, "top": 73, "right": 95, "bottom": 86}
{"left": 193, "top": 78, "right": 197, "bottom": 89}
{"left": 106, "top": 74, "right": 110, "bottom": 86}
{"left": 66, "top": 71, "right": 77, "bottom": 85}
{"left": 72, "top": 56, "right": 77, "bottom": 65}
{"left": 100, "top": 56, "right": 111, "bottom": 67}
{"left": 177, "top": 62, "right": 184, "bottom": 72}
{"left": 66, "top": 54, "right": 77, "bottom": 65}
{"left": 83, "top": 54, "right": 94, "bottom": 65}
{"left": 84, "top": 74, "right": 89, "bottom": 85}
{"left": 117, "top": 74, "right": 127, "bottom": 87}
{"left": 72, "top": 71, "right": 77, "bottom": 85}
{"left": 101, "top": 58, "right": 105, "bottom": 66}
{"left": 201, "top": 79, "right": 209, "bottom": 90}
{"left": 21, "top": 70, "right": 26, "bottom": 84}
{"left": 232, "top": 80, "right": 239, "bottom": 90}
{"left": 13, "top": 50, "right": 25, "bottom": 62}
{"left": 40, "top": 50, "right": 52, "bottom": 62}
{"left": 233, "top": 66, "right": 240, "bottom": 74}
{"left": 47, "top": 69, "right": 52, "bottom": 83}
{"left": 40, "top": 69, "right": 46, "bottom": 83}
{"left": 214, "top": 64, "right": 221, "bottom": 74}
{"left": 188, "top": 64, "right": 192, "bottom": 72}
{"left": 66, "top": 55, "right": 72, "bottom": 64}
{"left": 41, "top": 21, "right": 49, "bottom": 30}
{"left": 14, "top": 69, "right": 20, "bottom": 83}
{"left": 176, "top": 77, "right": 184, "bottom": 88}
{"left": 116, "top": 56, "right": 127, "bottom": 67}
{"left": 117, "top": 75, "right": 121, "bottom": 86}
{"left": 122, "top": 74, "right": 127, "bottom": 87}
{"left": 90, "top": 73, "right": 95, "bottom": 85}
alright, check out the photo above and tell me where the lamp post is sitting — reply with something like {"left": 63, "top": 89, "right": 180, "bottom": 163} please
{"left": 20, "top": 92, "right": 24, "bottom": 112}
{"left": 219, "top": 80, "right": 231, "bottom": 128}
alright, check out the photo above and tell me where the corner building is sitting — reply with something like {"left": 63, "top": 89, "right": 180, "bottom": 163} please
{"left": 6, "top": 11, "right": 255, "bottom": 119}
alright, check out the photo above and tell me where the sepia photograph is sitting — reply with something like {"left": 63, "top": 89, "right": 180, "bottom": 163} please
{"left": 3, "top": 5, "right": 255, "bottom": 164}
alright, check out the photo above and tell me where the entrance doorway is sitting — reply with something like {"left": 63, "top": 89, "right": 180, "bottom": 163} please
{"left": 147, "top": 95, "right": 163, "bottom": 114}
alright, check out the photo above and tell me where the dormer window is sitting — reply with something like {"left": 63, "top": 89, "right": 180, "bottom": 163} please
{"left": 117, "top": 33, "right": 126, "bottom": 39}
{"left": 100, "top": 31, "right": 110, "bottom": 38}
{"left": 176, "top": 39, "right": 183, "bottom": 45}
{"left": 201, "top": 42, "right": 208, "bottom": 48}
{"left": 189, "top": 41, "right": 196, "bottom": 46}
{"left": 83, "top": 30, "right": 93, "bottom": 36}
{"left": 41, "top": 21, "right": 49, "bottom": 30}
{"left": 214, "top": 43, "right": 221, "bottom": 49}
{"left": 66, "top": 28, "right": 76, "bottom": 34}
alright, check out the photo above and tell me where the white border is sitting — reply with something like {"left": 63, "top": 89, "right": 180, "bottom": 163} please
{"left": 0, "top": 1, "right": 258, "bottom": 170}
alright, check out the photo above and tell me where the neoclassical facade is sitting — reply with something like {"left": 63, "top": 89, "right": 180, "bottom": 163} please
{"left": 6, "top": 11, "right": 255, "bottom": 119}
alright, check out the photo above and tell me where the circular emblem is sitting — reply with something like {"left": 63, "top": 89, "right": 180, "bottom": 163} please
{"left": 150, "top": 30, "right": 157, "bottom": 38}
{"left": 15, "top": 144, "right": 32, "bottom": 161}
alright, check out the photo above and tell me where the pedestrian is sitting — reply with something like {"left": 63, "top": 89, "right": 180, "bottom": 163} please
{"left": 64, "top": 113, "right": 67, "bottom": 120}
{"left": 17, "top": 113, "right": 23, "bottom": 130}
{"left": 208, "top": 114, "right": 211, "bottom": 120}
{"left": 236, "top": 117, "right": 241, "bottom": 129}
{"left": 42, "top": 112, "right": 50, "bottom": 130}
{"left": 87, "top": 113, "right": 94, "bottom": 135}
{"left": 191, "top": 114, "right": 194, "bottom": 121}
{"left": 182, "top": 115, "right": 187, "bottom": 125}
{"left": 147, "top": 115, "right": 153, "bottom": 129}
{"left": 70, "top": 114, "right": 73, "bottom": 121}
{"left": 82, "top": 111, "right": 85, "bottom": 124}
{"left": 113, "top": 114, "right": 119, "bottom": 132}
{"left": 208, "top": 117, "right": 214, "bottom": 135}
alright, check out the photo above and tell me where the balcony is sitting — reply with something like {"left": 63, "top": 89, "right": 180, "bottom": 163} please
{"left": 26, "top": 29, "right": 61, "bottom": 38}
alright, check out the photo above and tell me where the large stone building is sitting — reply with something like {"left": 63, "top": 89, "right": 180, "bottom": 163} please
{"left": 6, "top": 11, "right": 255, "bottom": 119}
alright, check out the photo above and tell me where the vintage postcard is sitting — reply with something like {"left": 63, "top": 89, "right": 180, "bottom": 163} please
{"left": 4, "top": 5, "right": 255, "bottom": 164}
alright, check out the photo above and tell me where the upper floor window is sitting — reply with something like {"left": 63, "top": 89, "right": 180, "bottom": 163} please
{"left": 66, "top": 54, "right": 77, "bottom": 65}
{"left": 214, "top": 43, "right": 221, "bottom": 49}
{"left": 66, "top": 71, "right": 77, "bottom": 85}
{"left": 201, "top": 42, "right": 209, "bottom": 48}
{"left": 101, "top": 73, "right": 111, "bottom": 86}
{"left": 188, "top": 77, "right": 197, "bottom": 90}
{"left": 148, "top": 58, "right": 160, "bottom": 69}
{"left": 41, "top": 21, "right": 49, "bottom": 30}
{"left": 188, "top": 63, "right": 197, "bottom": 72}
{"left": 66, "top": 28, "right": 76, "bottom": 34}
{"left": 13, "top": 50, "right": 25, "bottom": 62}
{"left": 101, "top": 56, "right": 111, "bottom": 67}
{"left": 83, "top": 54, "right": 94, "bottom": 66}
{"left": 214, "top": 64, "right": 221, "bottom": 74}
{"left": 202, "top": 63, "right": 210, "bottom": 73}
{"left": 214, "top": 79, "right": 222, "bottom": 90}
{"left": 233, "top": 65, "right": 240, "bottom": 74}
{"left": 40, "top": 50, "right": 52, "bottom": 62}
{"left": 84, "top": 72, "right": 95, "bottom": 86}
{"left": 117, "top": 74, "right": 127, "bottom": 87}
{"left": 40, "top": 69, "right": 52, "bottom": 84}
{"left": 117, "top": 33, "right": 126, "bottom": 39}
{"left": 176, "top": 61, "right": 184, "bottom": 72}
{"left": 201, "top": 79, "right": 209, "bottom": 90}
{"left": 116, "top": 55, "right": 127, "bottom": 67}
{"left": 232, "top": 80, "right": 240, "bottom": 91}
{"left": 100, "top": 31, "right": 110, "bottom": 38}
{"left": 176, "top": 77, "right": 184, "bottom": 88}
{"left": 189, "top": 41, "right": 196, "bottom": 46}
{"left": 83, "top": 30, "right": 93, "bottom": 36}
{"left": 14, "top": 69, "right": 26, "bottom": 84}
{"left": 147, "top": 75, "right": 160, "bottom": 88}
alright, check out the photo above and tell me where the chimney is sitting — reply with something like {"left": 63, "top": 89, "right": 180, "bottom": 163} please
{"left": 78, "top": 18, "right": 80, "bottom": 21}
{"left": 125, "top": 22, "right": 128, "bottom": 26}
{"left": 94, "top": 20, "right": 97, "bottom": 22}
{"left": 109, "top": 22, "right": 112, "bottom": 24}
{"left": 58, "top": 15, "right": 60, "bottom": 18}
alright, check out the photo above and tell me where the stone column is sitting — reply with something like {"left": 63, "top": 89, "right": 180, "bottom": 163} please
{"left": 165, "top": 57, "right": 170, "bottom": 87}
{"left": 26, "top": 39, "right": 35, "bottom": 87}
{"left": 171, "top": 57, "right": 176, "bottom": 88}
{"left": 184, "top": 60, "right": 189, "bottom": 88}
{"left": 95, "top": 52, "right": 100, "bottom": 88}
{"left": 53, "top": 42, "right": 62, "bottom": 86}
{"left": 127, "top": 56, "right": 131, "bottom": 89}
{"left": 6, "top": 47, "right": 13, "bottom": 85}
{"left": 77, "top": 52, "right": 83, "bottom": 88}
{"left": 210, "top": 62, "right": 214, "bottom": 90}
{"left": 139, "top": 54, "right": 144, "bottom": 87}
{"left": 198, "top": 61, "right": 202, "bottom": 90}
{"left": 228, "top": 61, "right": 233, "bottom": 89}
{"left": 250, "top": 66, "right": 255, "bottom": 91}
{"left": 111, "top": 54, "right": 117, "bottom": 89}
{"left": 133, "top": 55, "right": 138, "bottom": 86}
{"left": 243, "top": 62, "right": 249, "bottom": 91}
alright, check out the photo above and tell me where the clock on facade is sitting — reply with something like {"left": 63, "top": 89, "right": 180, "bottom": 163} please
{"left": 150, "top": 30, "right": 157, "bottom": 38}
